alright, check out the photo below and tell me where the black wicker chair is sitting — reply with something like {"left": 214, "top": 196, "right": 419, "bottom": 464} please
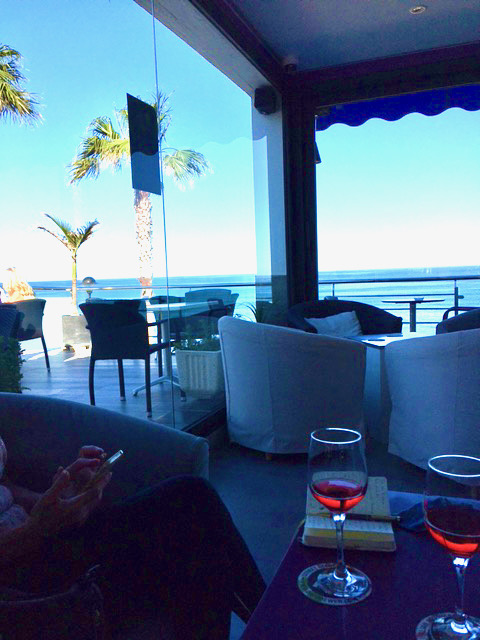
{"left": 184, "top": 298, "right": 236, "bottom": 338}
{"left": 0, "top": 305, "right": 20, "bottom": 348}
{"left": 80, "top": 301, "right": 171, "bottom": 418}
{"left": 436, "top": 306, "right": 480, "bottom": 334}
{"left": 184, "top": 288, "right": 236, "bottom": 304}
{"left": 288, "top": 299, "right": 403, "bottom": 335}
{"left": 181, "top": 290, "right": 238, "bottom": 336}
{"left": 149, "top": 295, "right": 184, "bottom": 342}
{"left": 13, "top": 299, "right": 50, "bottom": 370}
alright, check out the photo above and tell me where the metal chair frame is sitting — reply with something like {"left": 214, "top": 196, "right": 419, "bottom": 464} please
{"left": 80, "top": 301, "right": 171, "bottom": 418}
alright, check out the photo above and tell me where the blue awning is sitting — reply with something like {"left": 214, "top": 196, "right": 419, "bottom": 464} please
{"left": 315, "top": 84, "right": 480, "bottom": 131}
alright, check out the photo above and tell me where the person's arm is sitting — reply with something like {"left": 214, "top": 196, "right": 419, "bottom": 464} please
{"left": 2, "top": 477, "right": 42, "bottom": 514}
{"left": 28, "top": 466, "right": 111, "bottom": 537}
{"left": 0, "top": 519, "right": 46, "bottom": 566}
{"left": 2, "top": 444, "right": 106, "bottom": 512}
{"left": 0, "top": 449, "right": 111, "bottom": 567}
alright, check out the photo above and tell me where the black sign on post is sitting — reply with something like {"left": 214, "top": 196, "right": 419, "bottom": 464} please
{"left": 127, "top": 93, "right": 161, "bottom": 195}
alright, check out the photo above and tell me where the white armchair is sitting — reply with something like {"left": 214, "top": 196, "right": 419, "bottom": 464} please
{"left": 385, "top": 329, "right": 480, "bottom": 470}
{"left": 218, "top": 316, "right": 366, "bottom": 454}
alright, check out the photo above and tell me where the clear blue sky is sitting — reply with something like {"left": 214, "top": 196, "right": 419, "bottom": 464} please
{"left": 2, "top": 0, "right": 256, "bottom": 281}
{"left": 2, "top": 0, "right": 480, "bottom": 283}
{"left": 316, "top": 107, "right": 480, "bottom": 271}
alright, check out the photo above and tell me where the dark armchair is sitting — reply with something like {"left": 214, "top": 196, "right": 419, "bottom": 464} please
{"left": 0, "top": 305, "right": 20, "bottom": 347}
{"left": 288, "top": 299, "right": 403, "bottom": 335}
{"left": 153, "top": 291, "right": 238, "bottom": 341}
{"left": 184, "top": 288, "right": 236, "bottom": 304}
{"left": 184, "top": 297, "right": 237, "bottom": 338}
{"left": 436, "top": 306, "right": 480, "bottom": 334}
{"left": 80, "top": 301, "right": 171, "bottom": 418}
{"left": 149, "top": 294, "right": 185, "bottom": 343}
{"left": 12, "top": 298, "right": 50, "bottom": 370}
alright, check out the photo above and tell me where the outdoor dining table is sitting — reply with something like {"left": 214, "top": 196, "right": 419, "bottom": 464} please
{"left": 240, "top": 493, "right": 480, "bottom": 640}
{"left": 133, "top": 300, "right": 210, "bottom": 396}
{"left": 381, "top": 298, "right": 445, "bottom": 331}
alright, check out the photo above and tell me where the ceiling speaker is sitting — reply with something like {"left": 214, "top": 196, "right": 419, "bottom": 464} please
{"left": 254, "top": 87, "right": 277, "bottom": 115}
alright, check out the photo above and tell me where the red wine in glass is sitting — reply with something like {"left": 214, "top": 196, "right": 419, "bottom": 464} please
{"left": 426, "top": 504, "right": 480, "bottom": 559}
{"left": 416, "top": 455, "right": 480, "bottom": 640}
{"left": 310, "top": 478, "right": 367, "bottom": 514}
{"left": 298, "top": 428, "right": 371, "bottom": 605}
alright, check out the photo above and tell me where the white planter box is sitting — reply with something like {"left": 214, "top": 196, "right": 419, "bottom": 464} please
{"left": 175, "top": 349, "right": 225, "bottom": 398}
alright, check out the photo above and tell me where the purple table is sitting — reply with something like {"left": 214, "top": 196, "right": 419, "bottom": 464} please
{"left": 241, "top": 525, "right": 480, "bottom": 640}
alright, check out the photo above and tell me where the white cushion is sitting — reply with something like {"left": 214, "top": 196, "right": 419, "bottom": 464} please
{"left": 306, "top": 311, "right": 362, "bottom": 337}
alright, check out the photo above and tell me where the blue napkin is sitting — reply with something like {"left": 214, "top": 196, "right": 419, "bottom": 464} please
{"left": 393, "top": 496, "right": 479, "bottom": 532}
{"left": 395, "top": 501, "right": 425, "bottom": 532}
{"left": 389, "top": 491, "right": 425, "bottom": 532}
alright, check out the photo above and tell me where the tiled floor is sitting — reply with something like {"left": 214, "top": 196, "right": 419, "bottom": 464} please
{"left": 20, "top": 342, "right": 223, "bottom": 429}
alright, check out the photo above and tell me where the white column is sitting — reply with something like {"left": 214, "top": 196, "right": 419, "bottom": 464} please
{"left": 251, "top": 100, "right": 288, "bottom": 319}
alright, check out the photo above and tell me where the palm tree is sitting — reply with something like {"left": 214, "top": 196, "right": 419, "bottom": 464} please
{"left": 38, "top": 214, "right": 99, "bottom": 313}
{"left": 69, "top": 93, "right": 209, "bottom": 295}
{"left": 0, "top": 44, "right": 40, "bottom": 124}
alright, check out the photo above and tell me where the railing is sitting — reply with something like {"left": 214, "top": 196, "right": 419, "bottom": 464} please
{"left": 318, "top": 273, "right": 480, "bottom": 331}
{"left": 33, "top": 272, "right": 480, "bottom": 331}
{"left": 32, "top": 282, "right": 259, "bottom": 293}
{"left": 322, "top": 274, "right": 479, "bottom": 306}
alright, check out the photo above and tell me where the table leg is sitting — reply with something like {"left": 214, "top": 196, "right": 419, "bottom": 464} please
{"left": 363, "top": 346, "right": 392, "bottom": 444}
{"left": 133, "top": 310, "right": 185, "bottom": 399}
{"left": 409, "top": 302, "right": 417, "bottom": 332}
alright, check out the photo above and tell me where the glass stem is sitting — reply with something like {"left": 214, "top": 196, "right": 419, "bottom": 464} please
{"left": 333, "top": 513, "right": 347, "bottom": 580}
{"left": 452, "top": 556, "right": 469, "bottom": 629}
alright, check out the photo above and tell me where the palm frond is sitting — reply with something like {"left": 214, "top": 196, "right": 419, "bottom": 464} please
{"left": 0, "top": 46, "right": 22, "bottom": 63}
{"left": 37, "top": 226, "right": 69, "bottom": 250}
{"left": 69, "top": 153, "right": 101, "bottom": 182}
{"left": 151, "top": 92, "right": 172, "bottom": 140}
{"left": 75, "top": 220, "right": 99, "bottom": 249}
{"left": 41, "top": 213, "right": 74, "bottom": 237}
{"left": 38, "top": 214, "right": 99, "bottom": 252}
{"left": 115, "top": 108, "right": 129, "bottom": 137}
{"left": 119, "top": 92, "right": 172, "bottom": 141}
{"left": 68, "top": 94, "right": 209, "bottom": 193}
{"left": 163, "top": 149, "right": 210, "bottom": 186}
{"left": 0, "top": 44, "right": 40, "bottom": 124}
{"left": 69, "top": 116, "right": 129, "bottom": 183}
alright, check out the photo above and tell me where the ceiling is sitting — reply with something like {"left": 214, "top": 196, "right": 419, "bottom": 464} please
{"left": 228, "top": 0, "right": 480, "bottom": 72}
{"left": 140, "top": 0, "right": 480, "bottom": 100}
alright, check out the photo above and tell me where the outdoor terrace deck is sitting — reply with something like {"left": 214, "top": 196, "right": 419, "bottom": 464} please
{"left": 20, "top": 344, "right": 223, "bottom": 429}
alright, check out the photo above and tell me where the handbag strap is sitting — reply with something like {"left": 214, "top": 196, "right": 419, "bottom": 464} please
{"left": 0, "top": 565, "right": 105, "bottom": 640}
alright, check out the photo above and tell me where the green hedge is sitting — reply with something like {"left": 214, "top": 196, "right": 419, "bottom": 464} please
{"left": 0, "top": 338, "right": 23, "bottom": 393}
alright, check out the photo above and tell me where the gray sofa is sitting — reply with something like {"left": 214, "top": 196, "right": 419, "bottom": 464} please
{"left": 0, "top": 393, "right": 209, "bottom": 503}
{"left": 0, "top": 393, "right": 209, "bottom": 638}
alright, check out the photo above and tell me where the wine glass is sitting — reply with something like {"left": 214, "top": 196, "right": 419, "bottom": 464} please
{"left": 298, "top": 428, "right": 371, "bottom": 605}
{"left": 416, "top": 455, "right": 480, "bottom": 640}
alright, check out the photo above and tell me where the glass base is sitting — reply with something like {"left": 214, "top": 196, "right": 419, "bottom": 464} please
{"left": 298, "top": 563, "right": 371, "bottom": 606}
{"left": 416, "top": 612, "right": 480, "bottom": 639}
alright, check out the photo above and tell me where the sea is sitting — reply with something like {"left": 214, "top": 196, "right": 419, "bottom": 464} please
{"left": 28, "top": 266, "right": 480, "bottom": 351}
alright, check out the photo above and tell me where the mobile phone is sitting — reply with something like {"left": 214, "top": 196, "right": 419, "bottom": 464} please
{"left": 84, "top": 450, "right": 124, "bottom": 489}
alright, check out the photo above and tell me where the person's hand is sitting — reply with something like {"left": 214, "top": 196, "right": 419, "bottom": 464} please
{"left": 29, "top": 466, "right": 111, "bottom": 537}
{"left": 63, "top": 445, "right": 106, "bottom": 496}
